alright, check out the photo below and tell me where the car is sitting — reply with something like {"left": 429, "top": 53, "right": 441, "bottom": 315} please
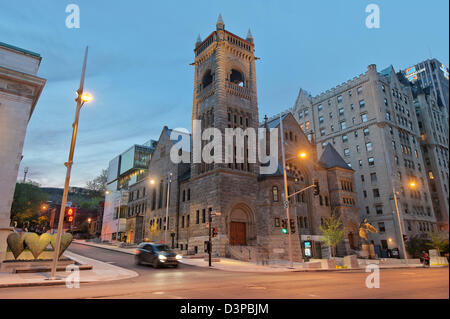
{"left": 135, "top": 242, "right": 182, "bottom": 268}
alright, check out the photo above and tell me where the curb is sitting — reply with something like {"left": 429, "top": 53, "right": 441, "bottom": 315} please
{"left": 0, "top": 279, "right": 91, "bottom": 289}
{"left": 72, "top": 241, "right": 135, "bottom": 255}
{"left": 179, "top": 261, "right": 428, "bottom": 273}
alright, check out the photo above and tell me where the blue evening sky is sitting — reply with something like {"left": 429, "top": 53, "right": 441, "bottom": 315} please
{"left": 1, "top": 0, "right": 448, "bottom": 187}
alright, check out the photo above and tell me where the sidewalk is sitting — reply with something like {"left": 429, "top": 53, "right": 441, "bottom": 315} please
{"left": 0, "top": 251, "right": 138, "bottom": 288}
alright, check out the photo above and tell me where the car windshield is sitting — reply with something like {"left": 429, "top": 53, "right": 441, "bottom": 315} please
{"left": 154, "top": 244, "right": 171, "bottom": 252}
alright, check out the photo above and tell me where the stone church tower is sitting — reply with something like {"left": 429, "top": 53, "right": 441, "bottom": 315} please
{"left": 188, "top": 15, "right": 260, "bottom": 254}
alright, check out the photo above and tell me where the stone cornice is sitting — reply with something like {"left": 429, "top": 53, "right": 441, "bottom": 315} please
{"left": 0, "top": 65, "right": 46, "bottom": 120}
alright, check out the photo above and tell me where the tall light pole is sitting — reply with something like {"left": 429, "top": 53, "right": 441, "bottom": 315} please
{"left": 279, "top": 114, "right": 294, "bottom": 268}
{"left": 115, "top": 188, "right": 124, "bottom": 243}
{"left": 164, "top": 172, "right": 173, "bottom": 244}
{"left": 380, "top": 136, "right": 410, "bottom": 260}
{"left": 49, "top": 46, "right": 91, "bottom": 280}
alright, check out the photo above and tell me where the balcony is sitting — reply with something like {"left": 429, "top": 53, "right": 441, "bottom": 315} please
{"left": 226, "top": 82, "right": 252, "bottom": 100}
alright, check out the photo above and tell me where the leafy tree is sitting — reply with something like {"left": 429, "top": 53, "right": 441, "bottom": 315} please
{"left": 405, "top": 234, "right": 430, "bottom": 258}
{"left": 319, "top": 213, "right": 345, "bottom": 259}
{"left": 85, "top": 169, "right": 107, "bottom": 193}
{"left": 427, "top": 231, "right": 449, "bottom": 255}
{"left": 10, "top": 182, "right": 48, "bottom": 227}
{"left": 79, "top": 197, "right": 103, "bottom": 209}
{"left": 38, "top": 216, "right": 48, "bottom": 226}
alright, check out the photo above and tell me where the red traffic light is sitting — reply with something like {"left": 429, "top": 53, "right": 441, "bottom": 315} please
{"left": 67, "top": 208, "right": 73, "bottom": 216}
{"left": 212, "top": 227, "right": 218, "bottom": 238}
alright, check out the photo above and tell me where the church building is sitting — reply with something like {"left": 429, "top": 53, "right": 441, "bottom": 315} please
{"left": 123, "top": 16, "right": 361, "bottom": 261}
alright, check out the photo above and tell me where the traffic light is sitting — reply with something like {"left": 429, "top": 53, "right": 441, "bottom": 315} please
{"left": 290, "top": 219, "right": 295, "bottom": 234}
{"left": 403, "top": 234, "right": 408, "bottom": 242}
{"left": 281, "top": 219, "right": 288, "bottom": 234}
{"left": 65, "top": 207, "right": 75, "bottom": 223}
{"left": 212, "top": 227, "right": 218, "bottom": 238}
{"left": 313, "top": 182, "right": 320, "bottom": 196}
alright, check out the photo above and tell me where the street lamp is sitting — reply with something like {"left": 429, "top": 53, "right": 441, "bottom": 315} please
{"left": 279, "top": 114, "right": 295, "bottom": 268}
{"left": 49, "top": 46, "right": 91, "bottom": 280}
{"left": 115, "top": 188, "right": 126, "bottom": 243}
{"left": 164, "top": 172, "right": 173, "bottom": 244}
{"left": 392, "top": 180, "right": 418, "bottom": 260}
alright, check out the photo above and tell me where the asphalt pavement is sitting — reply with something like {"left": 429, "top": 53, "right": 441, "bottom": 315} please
{"left": 0, "top": 242, "right": 447, "bottom": 299}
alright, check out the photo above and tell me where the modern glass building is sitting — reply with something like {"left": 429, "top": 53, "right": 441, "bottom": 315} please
{"left": 101, "top": 140, "right": 157, "bottom": 241}
{"left": 402, "top": 58, "right": 449, "bottom": 112}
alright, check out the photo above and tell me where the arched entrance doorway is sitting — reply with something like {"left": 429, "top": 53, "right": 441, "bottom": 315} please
{"left": 228, "top": 204, "right": 255, "bottom": 246}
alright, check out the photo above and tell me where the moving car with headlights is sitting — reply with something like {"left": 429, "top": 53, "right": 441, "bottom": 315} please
{"left": 135, "top": 243, "right": 182, "bottom": 268}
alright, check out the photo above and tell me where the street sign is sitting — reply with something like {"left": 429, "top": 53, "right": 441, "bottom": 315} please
{"left": 283, "top": 200, "right": 289, "bottom": 208}
{"left": 214, "top": 211, "right": 222, "bottom": 216}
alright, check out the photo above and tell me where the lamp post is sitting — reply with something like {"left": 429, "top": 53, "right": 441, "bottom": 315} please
{"left": 115, "top": 188, "right": 124, "bottom": 243}
{"left": 279, "top": 114, "right": 294, "bottom": 268}
{"left": 164, "top": 172, "right": 173, "bottom": 244}
{"left": 49, "top": 46, "right": 91, "bottom": 280}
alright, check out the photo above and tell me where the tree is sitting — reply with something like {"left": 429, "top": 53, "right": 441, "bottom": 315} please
{"left": 427, "top": 231, "right": 449, "bottom": 255}
{"left": 10, "top": 182, "right": 48, "bottom": 228}
{"left": 319, "top": 213, "right": 345, "bottom": 259}
{"left": 405, "top": 234, "right": 430, "bottom": 258}
{"left": 85, "top": 169, "right": 107, "bottom": 193}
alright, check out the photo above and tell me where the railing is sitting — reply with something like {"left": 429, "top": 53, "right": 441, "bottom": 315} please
{"left": 225, "top": 244, "right": 259, "bottom": 262}
{"left": 225, "top": 82, "right": 252, "bottom": 100}
{"left": 196, "top": 84, "right": 214, "bottom": 103}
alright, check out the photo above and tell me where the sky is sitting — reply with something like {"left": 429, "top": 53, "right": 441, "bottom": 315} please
{"left": 1, "top": 0, "right": 448, "bottom": 188}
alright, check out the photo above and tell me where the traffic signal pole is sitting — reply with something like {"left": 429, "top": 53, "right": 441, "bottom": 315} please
{"left": 279, "top": 114, "right": 294, "bottom": 269}
{"left": 208, "top": 210, "right": 212, "bottom": 267}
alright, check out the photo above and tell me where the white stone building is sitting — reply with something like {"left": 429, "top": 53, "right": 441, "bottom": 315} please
{"left": 0, "top": 42, "right": 46, "bottom": 262}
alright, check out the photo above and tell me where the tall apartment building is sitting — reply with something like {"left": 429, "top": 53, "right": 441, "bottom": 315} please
{"left": 0, "top": 42, "right": 46, "bottom": 262}
{"left": 290, "top": 64, "right": 438, "bottom": 258}
{"left": 402, "top": 58, "right": 449, "bottom": 111}
{"left": 410, "top": 84, "right": 449, "bottom": 232}
{"left": 101, "top": 140, "right": 156, "bottom": 241}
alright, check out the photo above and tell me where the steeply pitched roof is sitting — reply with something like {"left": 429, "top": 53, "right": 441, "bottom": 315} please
{"left": 319, "top": 144, "right": 353, "bottom": 171}
{"left": 259, "top": 113, "right": 289, "bottom": 129}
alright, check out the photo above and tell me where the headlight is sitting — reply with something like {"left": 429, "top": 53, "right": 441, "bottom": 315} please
{"left": 158, "top": 254, "right": 167, "bottom": 260}
{"left": 175, "top": 254, "right": 182, "bottom": 260}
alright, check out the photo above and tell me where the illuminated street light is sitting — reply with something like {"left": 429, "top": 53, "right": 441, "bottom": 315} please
{"left": 409, "top": 181, "right": 416, "bottom": 188}
{"left": 299, "top": 151, "right": 307, "bottom": 159}
{"left": 50, "top": 46, "right": 91, "bottom": 280}
{"left": 81, "top": 92, "right": 92, "bottom": 103}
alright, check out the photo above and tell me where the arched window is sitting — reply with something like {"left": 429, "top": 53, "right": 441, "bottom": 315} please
{"left": 230, "top": 69, "right": 244, "bottom": 87}
{"left": 202, "top": 70, "right": 213, "bottom": 88}
{"left": 272, "top": 186, "right": 279, "bottom": 202}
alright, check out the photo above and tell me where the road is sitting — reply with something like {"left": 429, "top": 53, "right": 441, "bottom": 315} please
{"left": 0, "top": 242, "right": 448, "bottom": 299}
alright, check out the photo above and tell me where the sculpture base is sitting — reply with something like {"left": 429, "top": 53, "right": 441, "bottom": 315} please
{"left": 0, "top": 257, "right": 74, "bottom": 273}
{"left": 361, "top": 244, "right": 376, "bottom": 259}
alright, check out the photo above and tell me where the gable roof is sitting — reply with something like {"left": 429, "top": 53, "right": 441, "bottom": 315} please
{"left": 318, "top": 144, "right": 353, "bottom": 171}
{"left": 259, "top": 112, "right": 289, "bottom": 129}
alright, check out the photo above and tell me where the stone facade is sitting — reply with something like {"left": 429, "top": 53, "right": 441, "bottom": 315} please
{"left": 123, "top": 18, "right": 360, "bottom": 262}
{"left": 412, "top": 85, "right": 449, "bottom": 232}
{"left": 288, "top": 64, "right": 439, "bottom": 258}
{"left": 0, "top": 42, "right": 46, "bottom": 262}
